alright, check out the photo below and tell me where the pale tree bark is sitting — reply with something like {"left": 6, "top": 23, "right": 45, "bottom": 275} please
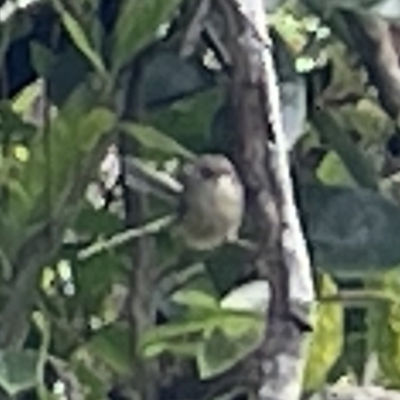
{"left": 311, "top": 385, "right": 400, "bottom": 400}
{"left": 210, "top": 0, "right": 316, "bottom": 399}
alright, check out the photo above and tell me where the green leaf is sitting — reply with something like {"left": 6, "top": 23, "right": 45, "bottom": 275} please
{"left": 52, "top": 0, "right": 106, "bottom": 76}
{"left": 78, "top": 108, "right": 117, "bottom": 151}
{"left": 300, "top": 184, "right": 400, "bottom": 275}
{"left": 317, "top": 151, "right": 357, "bottom": 187}
{"left": 57, "top": 79, "right": 98, "bottom": 125}
{"left": 370, "top": 298, "right": 400, "bottom": 384}
{"left": 12, "top": 80, "right": 45, "bottom": 116}
{"left": 141, "top": 337, "right": 198, "bottom": 359}
{"left": 312, "top": 109, "right": 378, "bottom": 190}
{"left": 341, "top": 99, "right": 391, "bottom": 143}
{"left": 112, "top": 0, "right": 182, "bottom": 70}
{"left": 367, "top": 268, "right": 400, "bottom": 385}
{"left": 172, "top": 289, "right": 219, "bottom": 310}
{"left": 197, "top": 323, "right": 263, "bottom": 379}
{"left": 218, "top": 312, "right": 263, "bottom": 340}
{"left": 30, "top": 42, "right": 54, "bottom": 77}
{"left": 0, "top": 101, "right": 36, "bottom": 143}
{"left": 73, "top": 205, "right": 121, "bottom": 237}
{"left": 140, "top": 309, "right": 262, "bottom": 371}
{"left": 207, "top": 246, "right": 251, "bottom": 295}
{"left": 68, "top": 358, "right": 108, "bottom": 400}
{"left": 119, "top": 121, "right": 193, "bottom": 158}
{"left": 0, "top": 349, "right": 39, "bottom": 396}
{"left": 138, "top": 50, "right": 215, "bottom": 108}
{"left": 140, "top": 318, "right": 208, "bottom": 353}
{"left": 74, "top": 251, "right": 123, "bottom": 315}
{"left": 303, "top": 273, "right": 344, "bottom": 391}
{"left": 220, "top": 280, "right": 270, "bottom": 314}
{"left": 149, "top": 88, "right": 223, "bottom": 153}
{"left": 47, "top": 48, "right": 91, "bottom": 106}
{"left": 84, "top": 324, "right": 131, "bottom": 375}
{"left": 197, "top": 328, "right": 237, "bottom": 379}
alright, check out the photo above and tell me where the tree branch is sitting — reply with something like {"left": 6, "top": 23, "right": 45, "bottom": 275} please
{"left": 302, "top": 1, "right": 400, "bottom": 121}
{"left": 340, "top": 12, "right": 400, "bottom": 120}
{"left": 210, "top": 0, "right": 315, "bottom": 398}
{"left": 118, "top": 48, "right": 161, "bottom": 400}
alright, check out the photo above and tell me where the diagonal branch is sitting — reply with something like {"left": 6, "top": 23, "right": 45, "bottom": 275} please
{"left": 303, "top": 1, "right": 400, "bottom": 121}
{"left": 340, "top": 11, "right": 400, "bottom": 120}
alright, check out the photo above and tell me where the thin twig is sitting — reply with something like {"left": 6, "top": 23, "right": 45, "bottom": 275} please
{"left": 77, "top": 214, "right": 175, "bottom": 260}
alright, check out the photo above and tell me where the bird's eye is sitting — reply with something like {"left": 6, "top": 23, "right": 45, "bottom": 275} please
{"left": 199, "top": 166, "right": 216, "bottom": 179}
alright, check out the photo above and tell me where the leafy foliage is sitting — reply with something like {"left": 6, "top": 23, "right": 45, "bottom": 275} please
{"left": 2, "top": 0, "right": 400, "bottom": 398}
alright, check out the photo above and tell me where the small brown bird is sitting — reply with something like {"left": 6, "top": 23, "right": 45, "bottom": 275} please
{"left": 176, "top": 154, "right": 244, "bottom": 250}
{"left": 124, "top": 154, "right": 245, "bottom": 250}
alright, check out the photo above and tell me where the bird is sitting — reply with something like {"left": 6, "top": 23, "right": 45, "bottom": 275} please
{"left": 123, "top": 154, "right": 245, "bottom": 251}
